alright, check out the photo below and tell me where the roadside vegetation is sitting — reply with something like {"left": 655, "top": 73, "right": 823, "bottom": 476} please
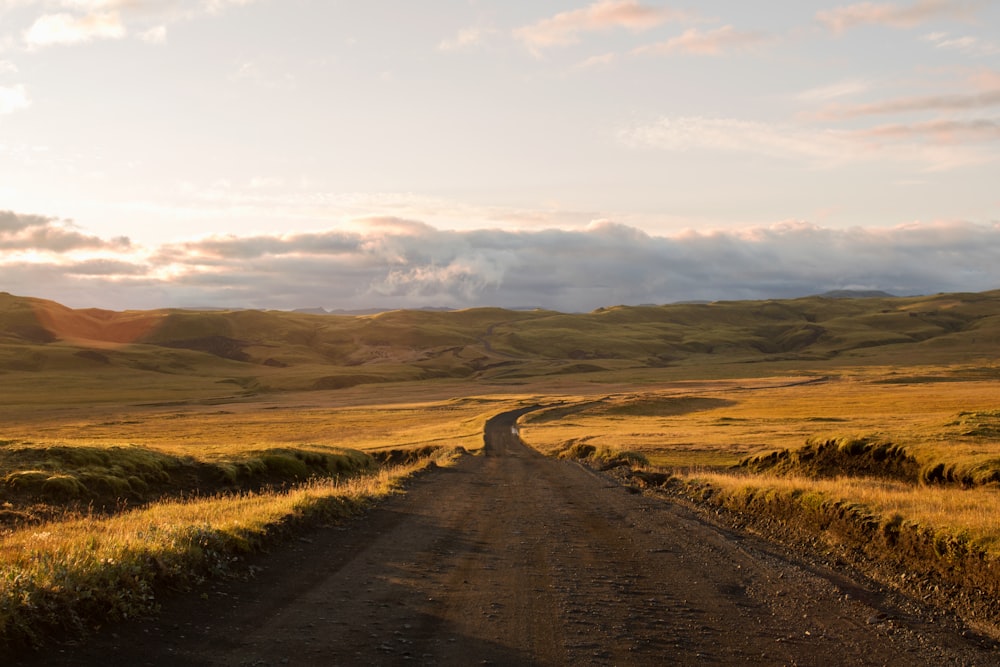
{"left": 0, "top": 458, "right": 439, "bottom": 650}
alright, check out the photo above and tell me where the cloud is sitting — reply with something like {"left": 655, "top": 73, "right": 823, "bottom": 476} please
{"left": 632, "top": 25, "right": 769, "bottom": 56}
{"left": 162, "top": 182, "right": 609, "bottom": 235}
{"left": 65, "top": 258, "right": 147, "bottom": 276}
{"left": 618, "top": 114, "right": 1000, "bottom": 170}
{"left": 0, "top": 210, "right": 51, "bottom": 232}
{"left": 24, "top": 11, "right": 125, "bottom": 47}
{"left": 860, "top": 117, "right": 1000, "bottom": 141}
{"left": 575, "top": 52, "right": 618, "bottom": 69}
{"left": 16, "top": 0, "right": 259, "bottom": 49}
{"left": 437, "top": 26, "right": 490, "bottom": 52}
{"left": 812, "top": 88, "right": 1000, "bottom": 119}
{"left": 0, "top": 83, "right": 29, "bottom": 114}
{"left": 923, "top": 31, "right": 1000, "bottom": 56}
{"left": 617, "top": 116, "right": 858, "bottom": 164}
{"left": 817, "top": 0, "right": 979, "bottom": 34}
{"left": 0, "top": 210, "right": 131, "bottom": 252}
{"left": 164, "top": 229, "right": 362, "bottom": 261}
{"left": 795, "top": 79, "right": 872, "bottom": 102}
{"left": 5, "top": 210, "right": 1000, "bottom": 312}
{"left": 515, "top": 0, "right": 690, "bottom": 51}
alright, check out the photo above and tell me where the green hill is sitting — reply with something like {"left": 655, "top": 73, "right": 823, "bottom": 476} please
{"left": 2, "top": 290, "right": 999, "bottom": 395}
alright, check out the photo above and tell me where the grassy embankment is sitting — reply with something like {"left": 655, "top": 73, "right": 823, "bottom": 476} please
{"left": 1, "top": 462, "right": 417, "bottom": 649}
{"left": 518, "top": 370, "right": 1000, "bottom": 635}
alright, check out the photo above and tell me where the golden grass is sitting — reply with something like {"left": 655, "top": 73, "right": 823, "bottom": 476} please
{"left": 0, "top": 394, "right": 524, "bottom": 461}
{"left": 680, "top": 470, "right": 1000, "bottom": 554}
{"left": 518, "top": 370, "right": 1000, "bottom": 474}
{"left": 0, "top": 385, "right": 535, "bottom": 521}
{"left": 0, "top": 458, "right": 436, "bottom": 648}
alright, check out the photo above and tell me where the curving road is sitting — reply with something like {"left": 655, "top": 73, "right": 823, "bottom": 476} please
{"left": 14, "top": 407, "right": 994, "bottom": 665}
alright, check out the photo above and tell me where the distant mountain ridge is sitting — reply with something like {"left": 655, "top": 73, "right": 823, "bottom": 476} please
{"left": 294, "top": 306, "right": 457, "bottom": 316}
{"left": 818, "top": 290, "right": 897, "bottom": 299}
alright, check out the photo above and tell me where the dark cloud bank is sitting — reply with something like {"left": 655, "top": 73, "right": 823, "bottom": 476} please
{"left": 3, "top": 212, "right": 999, "bottom": 311}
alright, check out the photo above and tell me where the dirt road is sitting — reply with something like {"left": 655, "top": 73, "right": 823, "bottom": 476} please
{"left": 18, "top": 407, "right": 995, "bottom": 665}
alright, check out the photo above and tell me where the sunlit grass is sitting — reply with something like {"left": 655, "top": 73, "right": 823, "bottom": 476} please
{"left": 519, "top": 371, "right": 1000, "bottom": 475}
{"left": 0, "top": 459, "right": 435, "bottom": 648}
{"left": 0, "top": 390, "right": 534, "bottom": 526}
{"left": 679, "top": 470, "right": 1000, "bottom": 555}
{"left": 1, "top": 394, "right": 519, "bottom": 458}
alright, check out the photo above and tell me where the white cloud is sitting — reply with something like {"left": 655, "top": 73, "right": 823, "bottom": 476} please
{"left": 796, "top": 79, "right": 872, "bottom": 102}
{"left": 633, "top": 25, "right": 769, "bottom": 56}
{"left": 0, "top": 60, "right": 17, "bottom": 74}
{"left": 204, "top": 0, "right": 258, "bottom": 12}
{"left": 0, "top": 209, "right": 131, "bottom": 252}
{"left": 14, "top": 0, "right": 261, "bottom": 48}
{"left": 923, "top": 31, "right": 1000, "bottom": 56}
{"left": 24, "top": 11, "right": 125, "bottom": 47}
{"left": 5, "top": 213, "right": 1000, "bottom": 311}
{"left": 515, "top": 0, "right": 691, "bottom": 51}
{"left": 618, "top": 116, "right": 856, "bottom": 164}
{"left": 437, "top": 26, "right": 490, "bottom": 52}
{"left": 0, "top": 83, "right": 29, "bottom": 114}
{"left": 617, "top": 114, "right": 999, "bottom": 170}
{"left": 156, "top": 182, "right": 607, "bottom": 236}
{"left": 575, "top": 52, "right": 618, "bottom": 69}
{"left": 817, "top": 0, "right": 980, "bottom": 34}
{"left": 861, "top": 117, "right": 1000, "bottom": 141}
{"left": 812, "top": 88, "right": 1000, "bottom": 119}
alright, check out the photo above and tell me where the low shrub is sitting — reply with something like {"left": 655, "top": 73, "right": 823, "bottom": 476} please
{"left": 739, "top": 435, "right": 919, "bottom": 482}
{"left": 40, "top": 474, "right": 86, "bottom": 499}
{"left": 557, "top": 441, "right": 648, "bottom": 470}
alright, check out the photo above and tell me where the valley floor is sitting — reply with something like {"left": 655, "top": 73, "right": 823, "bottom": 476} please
{"left": 12, "top": 409, "right": 996, "bottom": 666}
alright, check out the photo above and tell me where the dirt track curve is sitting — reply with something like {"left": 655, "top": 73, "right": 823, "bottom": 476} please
{"left": 15, "top": 407, "right": 996, "bottom": 666}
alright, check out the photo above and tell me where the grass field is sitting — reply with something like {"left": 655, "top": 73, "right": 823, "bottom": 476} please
{"left": 3, "top": 289, "right": 1000, "bottom": 645}
{"left": 519, "top": 370, "right": 1000, "bottom": 479}
{"left": 0, "top": 385, "right": 532, "bottom": 522}
{"left": 519, "top": 368, "right": 1000, "bottom": 530}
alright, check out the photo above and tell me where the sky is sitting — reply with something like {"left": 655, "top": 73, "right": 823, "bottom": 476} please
{"left": 0, "top": 0, "right": 999, "bottom": 312}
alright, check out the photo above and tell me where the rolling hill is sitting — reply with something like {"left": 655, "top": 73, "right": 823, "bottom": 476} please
{"left": 2, "top": 289, "right": 999, "bottom": 394}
